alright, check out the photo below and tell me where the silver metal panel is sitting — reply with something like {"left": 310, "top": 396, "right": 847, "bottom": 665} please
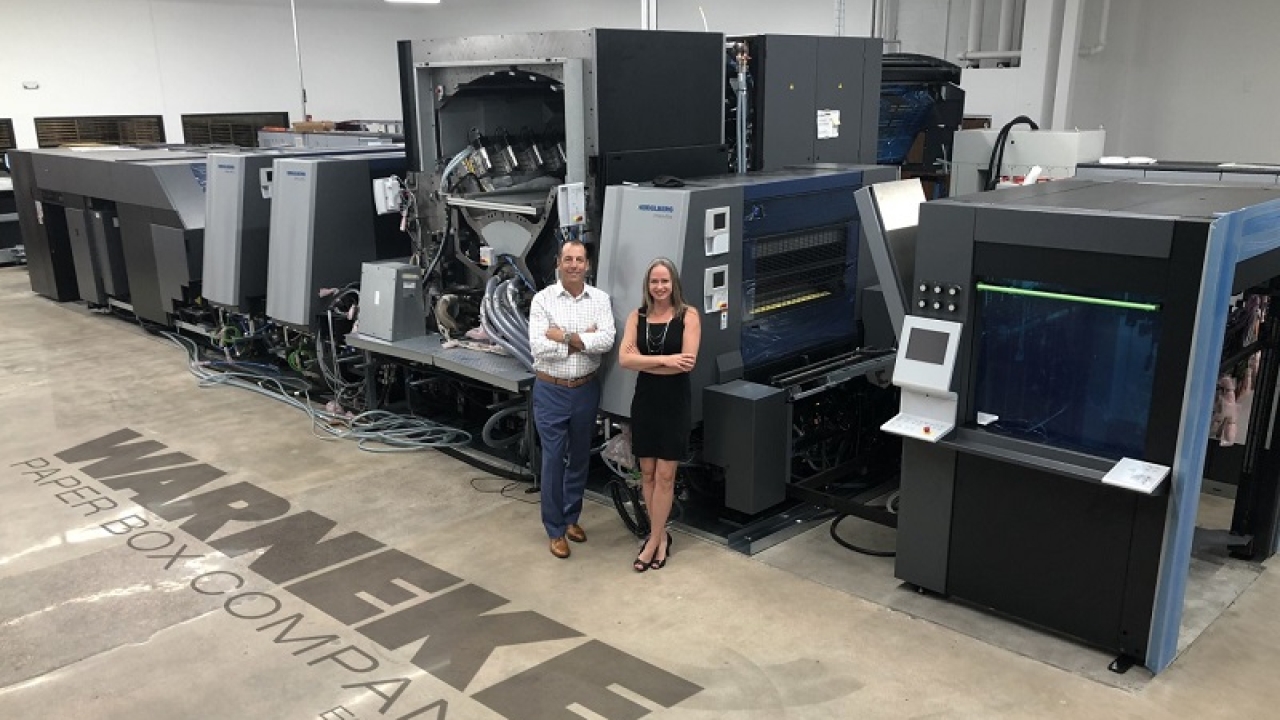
{"left": 266, "top": 158, "right": 322, "bottom": 327}
{"left": 88, "top": 210, "right": 127, "bottom": 298}
{"left": 203, "top": 154, "right": 249, "bottom": 308}
{"left": 152, "top": 225, "right": 199, "bottom": 315}
{"left": 855, "top": 179, "right": 927, "bottom": 342}
{"left": 358, "top": 261, "right": 426, "bottom": 342}
{"left": 408, "top": 31, "right": 597, "bottom": 155}
{"left": 1074, "top": 166, "right": 1144, "bottom": 181}
{"left": 29, "top": 149, "right": 209, "bottom": 230}
{"left": 266, "top": 154, "right": 403, "bottom": 328}
{"left": 64, "top": 207, "right": 106, "bottom": 305}
{"left": 205, "top": 147, "right": 405, "bottom": 310}
{"left": 562, "top": 58, "right": 588, "bottom": 186}
{"left": 445, "top": 195, "right": 542, "bottom": 215}
{"left": 1144, "top": 171, "right": 1226, "bottom": 184}
{"left": 597, "top": 186, "right": 693, "bottom": 419}
{"left": 597, "top": 182, "right": 744, "bottom": 422}
{"left": 148, "top": 161, "right": 208, "bottom": 228}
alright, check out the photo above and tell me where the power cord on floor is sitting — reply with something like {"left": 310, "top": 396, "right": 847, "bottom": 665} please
{"left": 829, "top": 513, "right": 896, "bottom": 557}
{"left": 469, "top": 476, "right": 539, "bottom": 505}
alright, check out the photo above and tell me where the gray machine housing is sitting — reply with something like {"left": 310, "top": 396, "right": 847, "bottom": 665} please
{"left": 1076, "top": 160, "right": 1280, "bottom": 186}
{"left": 597, "top": 166, "right": 896, "bottom": 516}
{"left": 703, "top": 380, "right": 792, "bottom": 514}
{"left": 203, "top": 146, "right": 402, "bottom": 312}
{"left": 398, "top": 29, "right": 727, "bottom": 239}
{"left": 597, "top": 180, "right": 742, "bottom": 424}
{"left": 266, "top": 153, "right": 409, "bottom": 329}
{"left": 0, "top": 175, "right": 23, "bottom": 265}
{"left": 854, "top": 178, "right": 928, "bottom": 342}
{"left": 597, "top": 166, "right": 896, "bottom": 422}
{"left": 892, "top": 180, "right": 1280, "bottom": 662}
{"left": 731, "top": 34, "right": 882, "bottom": 170}
{"left": 358, "top": 260, "right": 427, "bottom": 343}
{"left": 10, "top": 146, "right": 211, "bottom": 322}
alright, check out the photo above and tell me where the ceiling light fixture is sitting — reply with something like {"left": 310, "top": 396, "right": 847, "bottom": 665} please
{"left": 385, "top": 1, "right": 442, "bottom": 4}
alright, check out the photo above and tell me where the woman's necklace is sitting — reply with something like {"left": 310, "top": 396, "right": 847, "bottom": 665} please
{"left": 645, "top": 318, "right": 671, "bottom": 355}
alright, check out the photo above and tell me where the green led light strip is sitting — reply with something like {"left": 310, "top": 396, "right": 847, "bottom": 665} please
{"left": 975, "top": 283, "right": 1161, "bottom": 312}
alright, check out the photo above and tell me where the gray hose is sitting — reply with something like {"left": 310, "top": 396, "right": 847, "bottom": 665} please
{"left": 482, "top": 310, "right": 534, "bottom": 369}
{"left": 482, "top": 405, "right": 527, "bottom": 448}
{"left": 486, "top": 291, "right": 526, "bottom": 348}
{"left": 501, "top": 280, "right": 530, "bottom": 332}
{"left": 497, "top": 281, "right": 532, "bottom": 351}
{"left": 481, "top": 274, "right": 535, "bottom": 369}
{"left": 486, "top": 281, "right": 532, "bottom": 354}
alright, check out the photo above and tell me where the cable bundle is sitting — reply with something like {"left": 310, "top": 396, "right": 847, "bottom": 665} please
{"left": 985, "top": 115, "right": 1040, "bottom": 191}
{"left": 162, "top": 332, "right": 471, "bottom": 451}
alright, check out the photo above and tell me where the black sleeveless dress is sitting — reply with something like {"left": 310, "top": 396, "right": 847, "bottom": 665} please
{"left": 630, "top": 310, "right": 692, "bottom": 460}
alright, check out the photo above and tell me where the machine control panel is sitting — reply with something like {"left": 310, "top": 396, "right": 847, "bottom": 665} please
{"left": 882, "top": 413, "right": 952, "bottom": 443}
{"left": 914, "top": 280, "right": 965, "bottom": 318}
{"left": 882, "top": 316, "right": 963, "bottom": 443}
{"left": 704, "top": 265, "right": 729, "bottom": 314}
{"left": 705, "top": 206, "right": 731, "bottom": 256}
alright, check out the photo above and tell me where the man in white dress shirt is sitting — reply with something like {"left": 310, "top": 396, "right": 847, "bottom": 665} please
{"left": 528, "top": 240, "right": 616, "bottom": 558}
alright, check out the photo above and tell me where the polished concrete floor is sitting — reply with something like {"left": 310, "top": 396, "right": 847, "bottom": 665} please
{"left": 0, "top": 265, "right": 1276, "bottom": 719}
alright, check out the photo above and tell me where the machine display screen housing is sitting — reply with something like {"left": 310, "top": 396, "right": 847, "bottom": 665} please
{"left": 973, "top": 278, "right": 1162, "bottom": 458}
{"left": 906, "top": 328, "right": 949, "bottom": 364}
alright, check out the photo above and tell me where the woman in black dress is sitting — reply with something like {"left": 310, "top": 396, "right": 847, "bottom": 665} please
{"left": 618, "top": 258, "right": 701, "bottom": 572}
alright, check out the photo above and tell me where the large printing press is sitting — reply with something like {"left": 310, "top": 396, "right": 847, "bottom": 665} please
{"left": 10, "top": 27, "right": 1280, "bottom": 674}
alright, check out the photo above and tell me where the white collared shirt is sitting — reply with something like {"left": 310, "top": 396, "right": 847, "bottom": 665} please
{"left": 528, "top": 282, "right": 617, "bottom": 379}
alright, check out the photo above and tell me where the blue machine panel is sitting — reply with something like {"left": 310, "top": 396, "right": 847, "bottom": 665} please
{"left": 972, "top": 279, "right": 1163, "bottom": 458}
{"left": 740, "top": 173, "right": 863, "bottom": 369}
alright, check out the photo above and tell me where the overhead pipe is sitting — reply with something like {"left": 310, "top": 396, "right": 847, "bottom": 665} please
{"left": 733, "top": 42, "right": 750, "bottom": 174}
{"left": 965, "top": 0, "right": 985, "bottom": 56}
{"left": 288, "top": 0, "right": 307, "bottom": 120}
{"left": 958, "top": 49, "right": 1023, "bottom": 61}
{"left": 997, "top": 0, "right": 1016, "bottom": 51}
{"left": 640, "top": 0, "right": 658, "bottom": 30}
{"left": 1052, "top": 0, "right": 1086, "bottom": 129}
{"left": 1079, "top": 0, "right": 1112, "bottom": 56}
{"left": 885, "top": 0, "right": 901, "bottom": 50}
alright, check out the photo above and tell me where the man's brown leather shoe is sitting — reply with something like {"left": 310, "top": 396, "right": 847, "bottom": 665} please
{"left": 566, "top": 524, "right": 587, "bottom": 543}
{"left": 549, "top": 537, "right": 570, "bottom": 559}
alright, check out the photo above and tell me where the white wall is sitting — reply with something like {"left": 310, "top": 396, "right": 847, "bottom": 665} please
{"left": 895, "top": 0, "right": 1280, "bottom": 164}
{"left": 1, "top": 0, "right": 873, "bottom": 150}
{"left": 1068, "top": 0, "right": 1280, "bottom": 163}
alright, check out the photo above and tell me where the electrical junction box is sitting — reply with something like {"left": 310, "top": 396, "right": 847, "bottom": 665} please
{"left": 374, "top": 176, "right": 403, "bottom": 215}
{"left": 557, "top": 182, "right": 586, "bottom": 227}
{"left": 358, "top": 260, "right": 426, "bottom": 342}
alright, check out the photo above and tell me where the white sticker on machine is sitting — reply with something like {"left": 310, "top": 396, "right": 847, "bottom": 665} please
{"left": 817, "top": 109, "right": 841, "bottom": 140}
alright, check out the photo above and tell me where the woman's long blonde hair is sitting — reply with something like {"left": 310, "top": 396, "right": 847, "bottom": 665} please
{"left": 640, "top": 257, "right": 688, "bottom": 317}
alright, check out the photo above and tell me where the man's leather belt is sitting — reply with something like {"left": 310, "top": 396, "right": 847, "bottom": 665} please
{"left": 536, "top": 371, "right": 596, "bottom": 389}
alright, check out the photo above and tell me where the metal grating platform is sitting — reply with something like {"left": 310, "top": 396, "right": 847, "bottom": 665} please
{"left": 346, "top": 332, "right": 533, "bottom": 392}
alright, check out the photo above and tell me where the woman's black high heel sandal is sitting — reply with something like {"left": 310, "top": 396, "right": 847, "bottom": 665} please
{"left": 649, "top": 538, "right": 671, "bottom": 570}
